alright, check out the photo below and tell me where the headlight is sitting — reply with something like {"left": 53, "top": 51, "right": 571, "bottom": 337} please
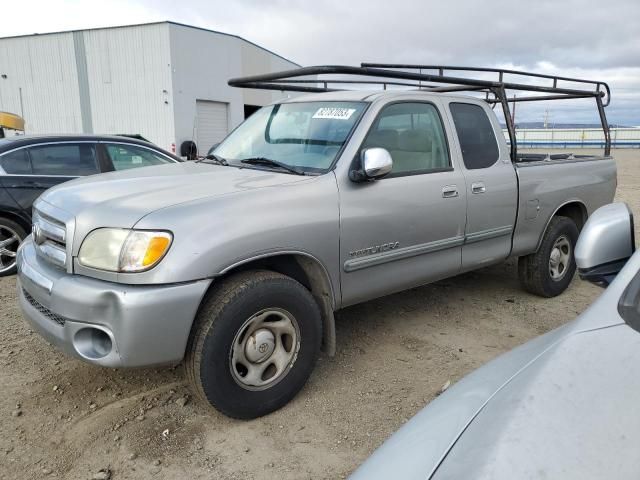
{"left": 78, "top": 228, "right": 173, "bottom": 272}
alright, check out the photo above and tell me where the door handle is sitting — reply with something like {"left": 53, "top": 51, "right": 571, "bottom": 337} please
{"left": 442, "top": 185, "right": 459, "bottom": 198}
{"left": 471, "top": 182, "right": 486, "bottom": 194}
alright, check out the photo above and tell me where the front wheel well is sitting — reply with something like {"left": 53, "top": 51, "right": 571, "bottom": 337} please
{"left": 216, "top": 254, "right": 337, "bottom": 356}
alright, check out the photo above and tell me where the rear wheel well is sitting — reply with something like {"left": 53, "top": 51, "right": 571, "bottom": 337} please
{"left": 216, "top": 254, "right": 337, "bottom": 356}
{"left": 554, "top": 202, "right": 587, "bottom": 232}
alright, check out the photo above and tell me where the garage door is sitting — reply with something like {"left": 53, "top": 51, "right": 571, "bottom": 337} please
{"left": 196, "top": 100, "right": 229, "bottom": 153}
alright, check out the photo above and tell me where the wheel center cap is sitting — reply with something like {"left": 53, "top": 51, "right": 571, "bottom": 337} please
{"left": 550, "top": 248, "right": 561, "bottom": 266}
{"left": 245, "top": 328, "right": 276, "bottom": 363}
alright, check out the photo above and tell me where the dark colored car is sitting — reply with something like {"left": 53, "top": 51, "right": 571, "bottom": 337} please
{"left": 0, "top": 135, "right": 180, "bottom": 276}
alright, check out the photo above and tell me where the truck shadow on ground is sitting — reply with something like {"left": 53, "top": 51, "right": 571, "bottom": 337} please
{"left": 331, "top": 259, "right": 523, "bottom": 354}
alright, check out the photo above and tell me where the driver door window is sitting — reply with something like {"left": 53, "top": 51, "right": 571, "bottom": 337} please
{"left": 362, "top": 102, "right": 450, "bottom": 177}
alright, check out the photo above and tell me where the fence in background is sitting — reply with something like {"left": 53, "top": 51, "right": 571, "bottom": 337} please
{"left": 503, "top": 128, "right": 640, "bottom": 149}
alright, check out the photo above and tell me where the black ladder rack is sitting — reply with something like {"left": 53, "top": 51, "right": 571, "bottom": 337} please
{"left": 228, "top": 64, "right": 612, "bottom": 159}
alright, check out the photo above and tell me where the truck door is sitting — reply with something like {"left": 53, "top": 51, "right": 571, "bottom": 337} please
{"left": 338, "top": 101, "right": 467, "bottom": 306}
{"left": 446, "top": 101, "right": 518, "bottom": 270}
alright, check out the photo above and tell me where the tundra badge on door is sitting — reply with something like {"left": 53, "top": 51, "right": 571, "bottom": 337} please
{"left": 349, "top": 242, "right": 400, "bottom": 258}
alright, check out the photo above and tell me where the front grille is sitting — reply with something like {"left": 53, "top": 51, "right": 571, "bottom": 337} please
{"left": 22, "top": 288, "right": 67, "bottom": 326}
{"left": 32, "top": 210, "right": 67, "bottom": 269}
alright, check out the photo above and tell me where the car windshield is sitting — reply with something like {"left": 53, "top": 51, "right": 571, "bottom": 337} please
{"left": 213, "top": 101, "right": 367, "bottom": 174}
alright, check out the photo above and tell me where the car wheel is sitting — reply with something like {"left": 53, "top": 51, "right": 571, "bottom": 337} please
{"left": 185, "top": 270, "right": 322, "bottom": 419}
{"left": 0, "top": 218, "right": 26, "bottom": 277}
{"left": 518, "top": 216, "right": 579, "bottom": 297}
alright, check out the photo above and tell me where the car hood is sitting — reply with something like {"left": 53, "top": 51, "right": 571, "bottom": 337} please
{"left": 36, "top": 162, "right": 310, "bottom": 247}
{"left": 431, "top": 321, "right": 640, "bottom": 480}
{"left": 350, "top": 251, "right": 640, "bottom": 480}
{"left": 349, "top": 322, "right": 575, "bottom": 480}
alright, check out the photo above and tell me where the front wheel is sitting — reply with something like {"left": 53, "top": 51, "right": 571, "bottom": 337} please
{"left": 185, "top": 270, "right": 322, "bottom": 419}
{"left": 518, "top": 216, "right": 579, "bottom": 298}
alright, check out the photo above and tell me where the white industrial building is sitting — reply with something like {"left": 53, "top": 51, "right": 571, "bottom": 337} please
{"left": 0, "top": 21, "right": 299, "bottom": 155}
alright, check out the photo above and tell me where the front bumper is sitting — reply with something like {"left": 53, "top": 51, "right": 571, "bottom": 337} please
{"left": 17, "top": 238, "right": 212, "bottom": 367}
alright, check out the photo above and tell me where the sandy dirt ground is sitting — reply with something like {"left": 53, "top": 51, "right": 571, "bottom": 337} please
{"left": 1, "top": 149, "right": 638, "bottom": 480}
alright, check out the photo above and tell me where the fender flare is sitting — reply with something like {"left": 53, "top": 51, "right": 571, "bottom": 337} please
{"left": 534, "top": 199, "right": 588, "bottom": 252}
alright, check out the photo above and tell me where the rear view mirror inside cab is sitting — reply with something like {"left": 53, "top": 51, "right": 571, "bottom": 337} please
{"left": 575, "top": 203, "right": 636, "bottom": 287}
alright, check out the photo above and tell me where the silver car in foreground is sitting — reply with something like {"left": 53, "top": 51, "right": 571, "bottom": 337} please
{"left": 351, "top": 202, "right": 639, "bottom": 479}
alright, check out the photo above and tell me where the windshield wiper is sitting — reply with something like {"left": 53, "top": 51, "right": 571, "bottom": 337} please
{"left": 240, "top": 157, "right": 306, "bottom": 176}
{"left": 196, "top": 153, "right": 228, "bottom": 165}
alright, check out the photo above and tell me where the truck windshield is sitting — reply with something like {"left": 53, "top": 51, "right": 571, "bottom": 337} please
{"left": 214, "top": 101, "right": 367, "bottom": 174}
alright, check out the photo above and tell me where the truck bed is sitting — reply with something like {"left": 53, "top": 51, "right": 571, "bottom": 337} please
{"left": 510, "top": 154, "right": 617, "bottom": 257}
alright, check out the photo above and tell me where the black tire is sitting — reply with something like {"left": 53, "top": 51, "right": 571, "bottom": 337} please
{"left": 185, "top": 270, "right": 322, "bottom": 419}
{"left": 518, "top": 216, "right": 579, "bottom": 298}
{"left": 0, "top": 218, "right": 26, "bottom": 277}
{"left": 180, "top": 140, "right": 198, "bottom": 160}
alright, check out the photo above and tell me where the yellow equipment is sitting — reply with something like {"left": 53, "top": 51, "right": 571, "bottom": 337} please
{"left": 0, "top": 112, "right": 25, "bottom": 137}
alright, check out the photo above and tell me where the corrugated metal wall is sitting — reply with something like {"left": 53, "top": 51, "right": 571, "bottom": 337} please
{"left": 0, "top": 32, "right": 83, "bottom": 133}
{"left": 168, "top": 23, "right": 299, "bottom": 155}
{"left": 240, "top": 42, "right": 295, "bottom": 108}
{"left": 168, "top": 24, "right": 243, "bottom": 153}
{"left": 0, "top": 22, "right": 298, "bottom": 152}
{"left": 83, "top": 24, "right": 175, "bottom": 149}
{"left": 0, "top": 24, "right": 175, "bottom": 146}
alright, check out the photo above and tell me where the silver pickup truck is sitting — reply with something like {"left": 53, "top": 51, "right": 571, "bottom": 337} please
{"left": 16, "top": 65, "right": 616, "bottom": 418}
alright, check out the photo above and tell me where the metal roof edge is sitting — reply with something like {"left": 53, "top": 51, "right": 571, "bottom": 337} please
{"left": 0, "top": 20, "right": 301, "bottom": 67}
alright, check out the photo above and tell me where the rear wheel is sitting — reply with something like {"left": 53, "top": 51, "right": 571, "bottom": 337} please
{"left": 0, "top": 218, "right": 26, "bottom": 277}
{"left": 185, "top": 270, "right": 322, "bottom": 419}
{"left": 518, "top": 216, "right": 579, "bottom": 297}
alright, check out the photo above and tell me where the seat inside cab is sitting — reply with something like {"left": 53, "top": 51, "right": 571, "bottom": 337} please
{"left": 363, "top": 103, "right": 450, "bottom": 175}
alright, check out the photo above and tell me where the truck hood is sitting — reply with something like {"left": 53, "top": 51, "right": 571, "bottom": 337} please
{"left": 37, "top": 162, "right": 310, "bottom": 244}
{"left": 41, "top": 162, "right": 308, "bottom": 219}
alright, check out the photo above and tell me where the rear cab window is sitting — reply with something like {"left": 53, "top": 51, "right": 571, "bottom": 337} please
{"left": 105, "top": 144, "right": 174, "bottom": 170}
{"left": 28, "top": 143, "right": 99, "bottom": 176}
{"left": 449, "top": 103, "right": 499, "bottom": 170}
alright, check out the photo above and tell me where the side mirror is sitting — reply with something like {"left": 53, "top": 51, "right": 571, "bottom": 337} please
{"left": 350, "top": 148, "right": 393, "bottom": 182}
{"left": 575, "top": 202, "right": 636, "bottom": 287}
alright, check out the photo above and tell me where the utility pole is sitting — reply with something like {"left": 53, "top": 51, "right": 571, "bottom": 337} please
{"left": 543, "top": 109, "right": 550, "bottom": 129}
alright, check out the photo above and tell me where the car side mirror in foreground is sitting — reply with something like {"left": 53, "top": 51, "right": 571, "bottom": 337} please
{"left": 575, "top": 202, "right": 636, "bottom": 287}
{"left": 350, "top": 148, "right": 393, "bottom": 182}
